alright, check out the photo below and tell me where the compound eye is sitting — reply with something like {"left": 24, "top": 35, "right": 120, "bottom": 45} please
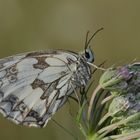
{"left": 85, "top": 47, "right": 94, "bottom": 63}
{"left": 85, "top": 51, "right": 90, "bottom": 59}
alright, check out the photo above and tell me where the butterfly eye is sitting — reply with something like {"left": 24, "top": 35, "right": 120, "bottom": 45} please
{"left": 85, "top": 46, "right": 94, "bottom": 63}
{"left": 85, "top": 51, "right": 90, "bottom": 59}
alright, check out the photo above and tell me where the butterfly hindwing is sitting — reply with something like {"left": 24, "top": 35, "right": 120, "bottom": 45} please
{"left": 0, "top": 50, "right": 79, "bottom": 127}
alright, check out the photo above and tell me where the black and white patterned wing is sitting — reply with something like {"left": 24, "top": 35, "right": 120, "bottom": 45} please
{"left": 0, "top": 50, "right": 78, "bottom": 127}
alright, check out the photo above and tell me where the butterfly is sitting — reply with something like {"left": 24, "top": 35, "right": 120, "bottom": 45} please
{"left": 0, "top": 28, "right": 103, "bottom": 128}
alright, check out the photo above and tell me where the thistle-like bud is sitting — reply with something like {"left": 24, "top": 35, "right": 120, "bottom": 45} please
{"left": 99, "top": 63, "right": 140, "bottom": 94}
{"left": 99, "top": 63, "right": 140, "bottom": 138}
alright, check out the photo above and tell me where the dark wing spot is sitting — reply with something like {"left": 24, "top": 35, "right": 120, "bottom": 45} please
{"left": 33, "top": 57, "right": 49, "bottom": 69}
{"left": 31, "top": 79, "right": 49, "bottom": 91}
{"left": 40, "top": 81, "right": 58, "bottom": 100}
{"left": 3, "top": 95, "right": 19, "bottom": 106}
{"left": 26, "top": 50, "right": 59, "bottom": 57}
{"left": 28, "top": 110, "right": 40, "bottom": 118}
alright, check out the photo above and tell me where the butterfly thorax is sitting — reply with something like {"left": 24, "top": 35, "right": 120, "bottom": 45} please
{"left": 69, "top": 55, "right": 92, "bottom": 87}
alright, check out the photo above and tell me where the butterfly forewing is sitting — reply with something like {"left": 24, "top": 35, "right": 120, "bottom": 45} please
{"left": 0, "top": 50, "right": 91, "bottom": 127}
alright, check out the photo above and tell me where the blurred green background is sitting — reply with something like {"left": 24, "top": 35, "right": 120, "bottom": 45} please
{"left": 0, "top": 0, "right": 140, "bottom": 140}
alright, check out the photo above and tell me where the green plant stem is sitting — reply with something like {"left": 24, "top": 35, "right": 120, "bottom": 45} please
{"left": 97, "top": 113, "right": 140, "bottom": 136}
{"left": 86, "top": 133, "right": 99, "bottom": 140}
{"left": 88, "top": 84, "right": 102, "bottom": 120}
{"left": 102, "top": 130, "right": 140, "bottom": 140}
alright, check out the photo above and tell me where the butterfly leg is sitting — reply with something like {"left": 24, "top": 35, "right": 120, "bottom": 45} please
{"left": 70, "top": 82, "right": 81, "bottom": 108}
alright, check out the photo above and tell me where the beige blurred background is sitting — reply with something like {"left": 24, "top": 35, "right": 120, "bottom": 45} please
{"left": 0, "top": 0, "right": 140, "bottom": 140}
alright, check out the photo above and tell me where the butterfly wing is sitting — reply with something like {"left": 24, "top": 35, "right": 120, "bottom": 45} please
{"left": 0, "top": 50, "right": 78, "bottom": 127}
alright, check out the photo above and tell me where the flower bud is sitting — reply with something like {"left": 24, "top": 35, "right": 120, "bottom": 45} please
{"left": 99, "top": 64, "right": 140, "bottom": 93}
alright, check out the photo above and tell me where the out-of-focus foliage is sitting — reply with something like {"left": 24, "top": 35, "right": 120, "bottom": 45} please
{"left": 0, "top": 1, "right": 140, "bottom": 140}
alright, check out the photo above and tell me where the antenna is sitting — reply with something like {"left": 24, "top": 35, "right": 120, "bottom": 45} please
{"left": 85, "top": 27, "right": 104, "bottom": 49}
{"left": 85, "top": 30, "right": 90, "bottom": 49}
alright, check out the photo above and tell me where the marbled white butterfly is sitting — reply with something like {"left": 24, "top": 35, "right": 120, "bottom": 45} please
{"left": 0, "top": 28, "right": 103, "bottom": 128}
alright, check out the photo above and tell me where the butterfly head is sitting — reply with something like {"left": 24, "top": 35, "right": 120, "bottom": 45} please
{"left": 84, "top": 27, "right": 104, "bottom": 63}
{"left": 85, "top": 46, "right": 94, "bottom": 63}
